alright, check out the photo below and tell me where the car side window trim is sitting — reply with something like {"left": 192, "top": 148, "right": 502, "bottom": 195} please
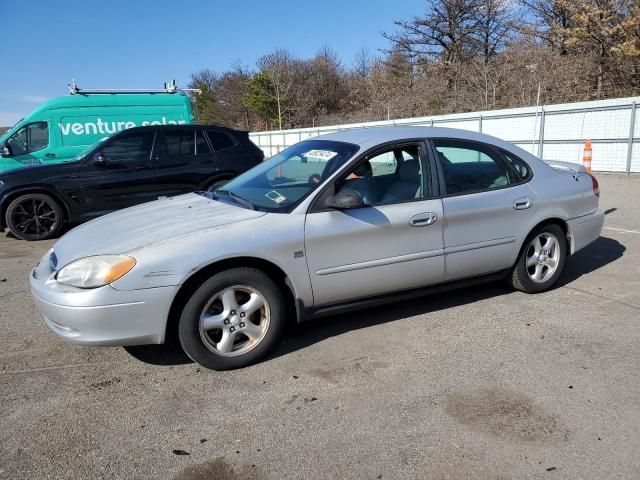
{"left": 498, "top": 148, "right": 534, "bottom": 182}
{"left": 308, "top": 139, "right": 435, "bottom": 213}
{"left": 196, "top": 130, "right": 214, "bottom": 156}
{"left": 429, "top": 138, "right": 531, "bottom": 198}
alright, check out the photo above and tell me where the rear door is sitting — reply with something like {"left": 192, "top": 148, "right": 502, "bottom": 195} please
{"left": 154, "top": 128, "right": 217, "bottom": 195}
{"left": 74, "top": 130, "right": 158, "bottom": 217}
{"left": 432, "top": 138, "right": 538, "bottom": 281}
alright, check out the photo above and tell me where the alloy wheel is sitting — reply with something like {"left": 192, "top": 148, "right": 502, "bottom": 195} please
{"left": 525, "top": 232, "right": 561, "bottom": 283}
{"left": 198, "top": 285, "right": 271, "bottom": 357}
{"left": 9, "top": 197, "right": 60, "bottom": 238}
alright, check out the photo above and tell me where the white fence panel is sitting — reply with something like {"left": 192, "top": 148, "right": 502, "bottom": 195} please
{"left": 249, "top": 97, "right": 640, "bottom": 173}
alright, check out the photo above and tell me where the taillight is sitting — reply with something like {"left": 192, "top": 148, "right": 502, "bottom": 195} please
{"left": 590, "top": 174, "right": 600, "bottom": 198}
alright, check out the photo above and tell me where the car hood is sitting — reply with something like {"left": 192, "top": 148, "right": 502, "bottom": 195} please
{"left": 52, "top": 193, "right": 266, "bottom": 266}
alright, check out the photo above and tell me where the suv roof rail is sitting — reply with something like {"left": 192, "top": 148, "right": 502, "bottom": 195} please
{"left": 67, "top": 79, "right": 202, "bottom": 95}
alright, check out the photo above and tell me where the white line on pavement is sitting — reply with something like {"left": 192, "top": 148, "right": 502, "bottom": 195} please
{"left": 604, "top": 226, "right": 640, "bottom": 234}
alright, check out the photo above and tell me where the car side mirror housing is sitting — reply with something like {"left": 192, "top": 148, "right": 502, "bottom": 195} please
{"left": 326, "top": 188, "right": 364, "bottom": 209}
{"left": 0, "top": 144, "right": 11, "bottom": 157}
{"left": 93, "top": 152, "right": 107, "bottom": 165}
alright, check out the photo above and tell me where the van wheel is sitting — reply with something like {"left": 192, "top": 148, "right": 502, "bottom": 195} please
{"left": 5, "top": 193, "right": 64, "bottom": 241}
{"left": 178, "top": 267, "right": 285, "bottom": 370}
{"left": 509, "top": 224, "right": 567, "bottom": 293}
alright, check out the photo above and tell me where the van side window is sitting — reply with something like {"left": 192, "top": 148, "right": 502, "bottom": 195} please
{"left": 5, "top": 122, "right": 48, "bottom": 155}
{"left": 207, "top": 130, "right": 235, "bottom": 151}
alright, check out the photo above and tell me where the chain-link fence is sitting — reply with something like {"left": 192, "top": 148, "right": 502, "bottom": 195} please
{"left": 250, "top": 97, "right": 640, "bottom": 173}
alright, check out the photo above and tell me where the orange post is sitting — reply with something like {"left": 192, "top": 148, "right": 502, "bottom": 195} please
{"left": 583, "top": 139, "right": 592, "bottom": 173}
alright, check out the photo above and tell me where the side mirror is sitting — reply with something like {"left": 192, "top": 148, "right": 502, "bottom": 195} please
{"left": 93, "top": 152, "right": 107, "bottom": 165}
{"left": 326, "top": 188, "right": 364, "bottom": 209}
{"left": 0, "top": 144, "right": 11, "bottom": 157}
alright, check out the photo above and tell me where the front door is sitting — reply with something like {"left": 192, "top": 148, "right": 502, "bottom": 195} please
{"left": 74, "top": 130, "right": 158, "bottom": 218}
{"left": 3, "top": 121, "right": 52, "bottom": 168}
{"left": 305, "top": 142, "right": 445, "bottom": 306}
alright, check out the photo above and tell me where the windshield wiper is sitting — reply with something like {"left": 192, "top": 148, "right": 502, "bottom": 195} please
{"left": 215, "top": 189, "right": 255, "bottom": 210}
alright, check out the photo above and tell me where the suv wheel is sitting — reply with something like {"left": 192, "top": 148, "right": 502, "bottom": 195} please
{"left": 178, "top": 267, "right": 285, "bottom": 370}
{"left": 509, "top": 224, "right": 567, "bottom": 293}
{"left": 5, "top": 193, "right": 64, "bottom": 241}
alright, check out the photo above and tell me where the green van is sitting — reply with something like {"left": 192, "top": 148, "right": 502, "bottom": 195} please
{"left": 0, "top": 91, "right": 193, "bottom": 171}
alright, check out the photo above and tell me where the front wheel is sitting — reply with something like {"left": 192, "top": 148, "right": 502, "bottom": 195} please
{"left": 509, "top": 224, "right": 567, "bottom": 293}
{"left": 178, "top": 267, "right": 285, "bottom": 370}
{"left": 5, "top": 193, "right": 64, "bottom": 241}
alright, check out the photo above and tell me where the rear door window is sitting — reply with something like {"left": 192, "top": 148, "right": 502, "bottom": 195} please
{"left": 501, "top": 150, "right": 532, "bottom": 180}
{"left": 164, "top": 131, "right": 195, "bottom": 156}
{"left": 433, "top": 139, "right": 515, "bottom": 195}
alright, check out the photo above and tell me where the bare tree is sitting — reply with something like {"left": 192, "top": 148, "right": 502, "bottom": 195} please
{"left": 257, "top": 49, "right": 297, "bottom": 130}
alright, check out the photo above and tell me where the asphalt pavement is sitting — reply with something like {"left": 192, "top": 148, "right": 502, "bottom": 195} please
{"left": 1, "top": 174, "right": 639, "bottom": 479}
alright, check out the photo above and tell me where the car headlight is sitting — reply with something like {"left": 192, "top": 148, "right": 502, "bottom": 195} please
{"left": 56, "top": 255, "right": 136, "bottom": 288}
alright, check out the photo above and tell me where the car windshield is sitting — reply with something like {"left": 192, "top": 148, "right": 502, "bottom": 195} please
{"left": 210, "top": 139, "right": 359, "bottom": 212}
{"left": 71, "top": 137, "right": 108, "bottom": 162}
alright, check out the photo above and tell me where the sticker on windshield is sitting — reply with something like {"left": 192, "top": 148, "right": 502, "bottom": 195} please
{"left": 266, "top": 190, "right": 287, "bottom": 204}
{"left": 303, "top": 149, "right": 338, "bottom": 161}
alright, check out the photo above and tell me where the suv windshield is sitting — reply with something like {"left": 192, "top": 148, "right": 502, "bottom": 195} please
{"left": 212, "top": 140, "right": 359, "bottom": 212}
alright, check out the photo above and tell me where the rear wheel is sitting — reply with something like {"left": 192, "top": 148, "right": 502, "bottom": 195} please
{"left": 5, "top": 193, "right": 64, "bottom": 241}
{"left": 509, "top": 224, "right": 567, "bottom": 293}
{"left": 178, "top": 267, "right": 285, "bottom": 370}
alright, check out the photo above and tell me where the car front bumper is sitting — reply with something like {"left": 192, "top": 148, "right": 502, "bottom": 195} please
{"left": 30, "top": 252, "right": 178, "bottom": 346}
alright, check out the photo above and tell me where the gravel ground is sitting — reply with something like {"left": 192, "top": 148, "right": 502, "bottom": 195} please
{"left": 1, "top": 173, "right": 639, "bottom": 480}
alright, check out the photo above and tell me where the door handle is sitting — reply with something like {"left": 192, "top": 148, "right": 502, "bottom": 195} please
{"left": 45, "top": 153, "right": 56, "bottom": 158}
{"left": 513, "top": 197, "right": 533, "bottom": 210}
{"left": 409, "top": 212, "right": 438, "bottom": 227}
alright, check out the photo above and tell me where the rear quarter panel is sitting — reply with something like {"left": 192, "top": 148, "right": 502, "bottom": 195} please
{"left": 508, "top": 164, "right": 598, "bottom": 264}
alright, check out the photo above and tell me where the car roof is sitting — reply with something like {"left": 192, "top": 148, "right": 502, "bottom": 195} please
{"left": 314, "top": 126, "right": 508, "bottom": 149}
{"left": 115, "top": 124, "right": 246, "bottom": 134}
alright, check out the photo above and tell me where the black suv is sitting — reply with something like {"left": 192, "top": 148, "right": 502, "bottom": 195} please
{"left": 0, "top": 125, "right": 264, "bottom": 240}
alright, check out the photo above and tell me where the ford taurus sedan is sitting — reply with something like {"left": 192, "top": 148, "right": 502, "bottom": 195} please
{"left": 30, "top": 127, "right": 604, "bottom": 370}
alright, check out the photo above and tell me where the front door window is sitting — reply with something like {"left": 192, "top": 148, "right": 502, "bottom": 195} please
{"left": 5, "top": 122, "right": 49, "bottom": 156}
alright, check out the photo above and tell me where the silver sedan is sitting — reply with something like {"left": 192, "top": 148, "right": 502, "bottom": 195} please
{"left": 30, "top": 127, "right": 604, "bottom": 370}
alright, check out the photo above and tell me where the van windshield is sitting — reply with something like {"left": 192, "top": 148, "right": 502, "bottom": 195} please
{"left": 210, "top": 140, "right": 359, "bottom": 213}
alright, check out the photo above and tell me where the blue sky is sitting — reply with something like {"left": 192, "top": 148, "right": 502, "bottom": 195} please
{"left": 0, "top": 0, "right": 426, "bottom": 126}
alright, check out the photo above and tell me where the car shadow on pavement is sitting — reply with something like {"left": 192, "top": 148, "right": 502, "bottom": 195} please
{"left": 123, "top": 235, "right": 625, "bottom": 368}
{"left": 557, "top": 235, "right": 625, "bottom": 286}
{"left": 269, "top": 235, "right": 626, "bottom": 362}
{"left": 124, "top": 342, "right": 192, "bottom": 366}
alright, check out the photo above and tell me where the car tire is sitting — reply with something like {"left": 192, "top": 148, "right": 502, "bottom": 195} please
{"left": 5, "top": 193, "right": 64, "bottom": 241}
{"left": 509, "top": 224, "right": 567, "bottom": 293}
{"left": 178, "top": 267, "right": 285, "bottom": 370}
